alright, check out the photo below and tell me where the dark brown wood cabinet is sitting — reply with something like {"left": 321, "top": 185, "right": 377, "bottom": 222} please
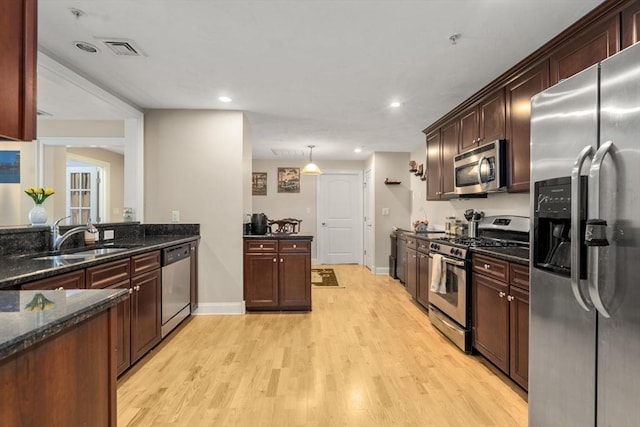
{"left": 130, "top": 268, "right": 161, "bottom": 363}
{"left": 505, "top": 60, "right": 550, "bottom": 193}
{"left": 416, "top": 239, "right": 430, "bottom": 309}
{"left": 0, "top": 307, "right": 118, "bottom": 426}
{"left": 396, "top": 233, "right": 408, "bottom": 283}
{"left": 549, "top": 13, "right": 620, "bottom": 85}
{"left": 20, "top": 269, "right": 85, "bottom": 290}
{"left": 425, "top": 122, "right": 456, "bottom": 201}
{"left": 244, "top": 238, "right": 312, "bottom": 311}
{"left": 459, "top": 89, "right": 506, "bottom": 152}
{"left": 0, "top": 0, "right": 37, "bottom": 141}
{"left": 622, "top": 0, "right": 640, "bottom": 48}
{"left": 472, "top": 253, "right": 529, "bottom": 390}
{"left": 405, "top": 237, "right": 417, "bottom": 298}
{"left": 108, "top": 279, "right": 132, "bottom": 376}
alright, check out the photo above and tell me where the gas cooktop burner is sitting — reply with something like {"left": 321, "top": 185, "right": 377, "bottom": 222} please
{"left": 433, "top": 236, "right": 528, "bottom": 248}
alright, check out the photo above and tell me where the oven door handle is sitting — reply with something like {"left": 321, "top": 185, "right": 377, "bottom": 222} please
{"left": 441, "top": 257, "right": 466, "bottom": 268}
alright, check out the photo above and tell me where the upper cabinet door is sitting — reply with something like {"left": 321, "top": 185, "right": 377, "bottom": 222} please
{"left": 478, "top": 88, "right": 506, "bottom": 145}
{"left": 506, "top": 60, "right": 550, "bottom": 193}
{"left": 440, "top": 120, "right": 458, "bottom": 198}
{"left": 459, "top": 108, "right": 479, "bottom": 152}
{"left": 426, "top": 129, "right": 442, "bottom": 201}
{"left": 0, "top": 0, "right": 37, "bottom": 141}
{"left": 622, "top": 0, "right": 640, "bottom": 48}
{"left": 550, "top": 13, "right": 620, "bottom": 85}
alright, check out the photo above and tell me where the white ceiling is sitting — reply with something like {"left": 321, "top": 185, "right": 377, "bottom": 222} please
{"left": 37, "top": 0, "right": 604, "bottom": 160}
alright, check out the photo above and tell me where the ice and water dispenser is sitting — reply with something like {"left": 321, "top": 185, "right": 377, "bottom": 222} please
{"left": 533, "top": 176, "right": 588, "bottom": 277}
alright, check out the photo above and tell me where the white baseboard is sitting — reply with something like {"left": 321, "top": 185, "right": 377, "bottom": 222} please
{"left": 374, "top": 266, "right": 390, "bottom": 275}
{"left": 193, "top": 301, "right": 245, "bottom": 315}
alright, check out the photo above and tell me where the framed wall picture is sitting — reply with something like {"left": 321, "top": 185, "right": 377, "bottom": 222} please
{"left": 0, "top": 151, "right": 20, "bottom": 184}
{"left": 252, "top": 172, "right": 267, "bottom": 196}
{"left": 277, "top": 167, "right": 300, "bottom": 193}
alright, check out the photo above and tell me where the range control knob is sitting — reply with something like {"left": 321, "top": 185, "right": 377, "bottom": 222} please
{"left": 450, "top": 248, "right": 456, "bottom": 255}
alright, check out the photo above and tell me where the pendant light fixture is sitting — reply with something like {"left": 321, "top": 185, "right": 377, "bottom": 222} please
{"left": 301, "top": 145, "right": 322, "bottom": 175}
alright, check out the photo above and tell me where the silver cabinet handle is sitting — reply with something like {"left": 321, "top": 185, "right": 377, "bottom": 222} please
{"left": 571, "top": 144, "right": 594, "bottom": 312}
{"left": 273, "top": 258, "right": 277, "bottom": 262}
{"left": 134, "top": 285, "right": 141, "bottom": 291}
{"left": 55, "top": 286, "right": 64, "bottom": 291}
{"left": 587, "top": 140, "right": 614, "bottom": 318}
{"left": 129, "top": 288, "right": 134, "bottom": 294}
{"left": 507, "top": 295, "right": 514, "bottom": 302}
{"left": 280, "top": 258, "right": 283, "bottom": 263}
{"left": 259, "top": 244, "right": 264, "bottom": 249}
{"left": 484, "top": 263, "right": 490, "bottom": 269}
{"left": 499, "top": 291, "right": 506, "bottom": 298}
{"left": 293, "top": 244, "right": 297, "bottom": 248}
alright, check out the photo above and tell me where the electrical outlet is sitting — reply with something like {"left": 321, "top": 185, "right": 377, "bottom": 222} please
{"left": 306, "top": 207, "right": 311, "bottom": 214}
{"left": 382, "top": 208, "right": 390, "bottom": 216}
{"left": 171, "top": 210, "right": 180, "bottom": 222}
{"left": 104, "top": 230, "right": 115, "bottom": 240}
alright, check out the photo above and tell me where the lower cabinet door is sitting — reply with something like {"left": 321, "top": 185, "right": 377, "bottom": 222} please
{"left": 473, "top": 273, "right": 509, "bottom": 373}
{"left": 130, "top": 269, "right": 161, "bottom": 364}
{"left": 406, "top": 248, "right": 418, "bottom": 298}
{"left": 244, "top": 254, "right": 279, "bottom": 308}
{"left": 416, "top": 252, "right": 430, "bottom": 308}
{"left": 278, "top": 253, "right": 311, "bottom": 309}
{"left": 108, "top": 279, "right": 131, "bottom": 376}
{"left": 509, "top": 285, "right": 529, "bottom": 390}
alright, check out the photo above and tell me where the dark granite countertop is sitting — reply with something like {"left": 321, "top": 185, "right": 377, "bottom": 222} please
{"left": 0, "top": 235, "right": 200, "bottom": 290}
{"left": 243, "top": 234, "right": 314, "bottom": 240}
{"left": 0, "top": 288, "right": 129, "bottom": 361}
{"left": 471, "top": 246, "right": 530, "bottom": 266}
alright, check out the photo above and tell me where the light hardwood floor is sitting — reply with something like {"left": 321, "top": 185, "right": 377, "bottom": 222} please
{"left": 117, "top": 265, "right": 527, "bottom": 426}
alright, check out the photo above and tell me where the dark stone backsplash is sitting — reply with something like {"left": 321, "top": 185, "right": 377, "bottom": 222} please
{"left": 0, "top": 222, "right": 199, "bottom": 257}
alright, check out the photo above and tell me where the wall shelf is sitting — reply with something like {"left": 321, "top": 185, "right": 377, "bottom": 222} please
{"left": 384, "top": 179, "right": 402, "bottom": 185}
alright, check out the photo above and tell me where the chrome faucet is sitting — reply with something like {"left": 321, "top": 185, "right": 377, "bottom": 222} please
{"left": 51, "top": 216, "right": 99, "bottom": 251}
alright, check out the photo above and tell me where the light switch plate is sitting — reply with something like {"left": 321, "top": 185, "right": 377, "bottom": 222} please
{"left": 382, "top": 208, "right": 390, "bottom": 216}
{"left": 171, "top": 210, "right": 180, "bottom": 222}
{"left": 104, "top": 230, "right": 115, "bottom": 240}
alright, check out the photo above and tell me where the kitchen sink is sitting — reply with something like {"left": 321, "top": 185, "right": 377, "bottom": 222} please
{"left": 31, "top": 247, "right": 129, "bottom": 261}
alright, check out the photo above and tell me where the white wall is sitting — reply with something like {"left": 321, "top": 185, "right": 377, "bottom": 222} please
{"left": 144, "top": 109, "right": 246, "bottom": 314}
{"left": 409, "top": 145, "right": 530, "bottom": 230}
{"left": 372, "top": 152, "right": 411, "bottom": 272}
{"left": 251, "top": 159, "right": 365, "bottom": 258}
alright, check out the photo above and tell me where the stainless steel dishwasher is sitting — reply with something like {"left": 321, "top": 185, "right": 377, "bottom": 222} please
{"left": 161, "top": 243, "right": 191, "bottom": 337}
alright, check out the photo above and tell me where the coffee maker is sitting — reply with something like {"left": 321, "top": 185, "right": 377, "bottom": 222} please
{"left": 533, "top": 176, "right": 587, "bottom": 277}
{"left": 250, "top": 213, "right": 269, "bottom": 235}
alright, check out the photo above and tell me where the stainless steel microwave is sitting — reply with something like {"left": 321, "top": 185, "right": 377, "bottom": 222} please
{"left": 453, "top": 139, "right": 507, "bottom": 195}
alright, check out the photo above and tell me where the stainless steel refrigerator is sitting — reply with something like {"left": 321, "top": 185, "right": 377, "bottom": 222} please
{"left": 529, "top": 43, "right": 640, "bottom": 426}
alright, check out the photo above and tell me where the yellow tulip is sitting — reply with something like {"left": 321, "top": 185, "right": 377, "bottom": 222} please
{"left": 44, "top": 188, "right": 55, "bottom": 196}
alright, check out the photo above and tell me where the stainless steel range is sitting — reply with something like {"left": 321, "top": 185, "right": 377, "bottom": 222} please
{"left": 428, "top": 215, "right": 529, "bottom": 353}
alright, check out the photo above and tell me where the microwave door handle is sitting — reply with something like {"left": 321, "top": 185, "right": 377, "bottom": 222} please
{"left": 570, "top": 145, "right": 594, "bottom": 311}
{"left": 476, "top": 157, "right": 485, "bottom": 188}
{"left": 587, "top": 140, "right": 614, "bottom": 318}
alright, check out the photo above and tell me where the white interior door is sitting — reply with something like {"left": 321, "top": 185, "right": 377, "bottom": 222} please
{"left": 317, "top": 171, "right": 363, "bottom": 265}
{"left": 364, "top": 168, "right": 374, "bottom": 271}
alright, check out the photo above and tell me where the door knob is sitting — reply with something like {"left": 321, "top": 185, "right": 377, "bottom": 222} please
{"left": 322, "top": 222, "right": 327, "bottom": 226}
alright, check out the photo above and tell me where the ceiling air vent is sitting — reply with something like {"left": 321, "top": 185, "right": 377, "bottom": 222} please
{"left": 98, "top": 38, "right": 146, "bottom": 57}
{"left": 270, "top": 148, "right": 307, "bottom": 159}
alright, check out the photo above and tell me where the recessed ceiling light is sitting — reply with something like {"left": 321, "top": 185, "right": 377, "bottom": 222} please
{"left": 218, "top": 96, "right": 232, "bottom": 103}
{"left": 73, "top": 41, "right": 99, "bottom": 53}
{"left": 390, "top": 101, "right": 401, "bottom": 108}
{"left": 354, "top": 147, "right": 362, "bottom": 153}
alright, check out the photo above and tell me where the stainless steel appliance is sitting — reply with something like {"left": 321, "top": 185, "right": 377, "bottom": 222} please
{"left": 453, "top": 139, "right": 507, "bottom": 195}
{"left": 428, "top": 215, "right": 529, "bottom": 353}
{"left": 250, "top": 213, "right": 269, "bottom": 235}
{"left": 529, "top": 43, "right": 640, "bottom": 426}
{"left": 161, "top": 243, "right": 191, "bottom": 338}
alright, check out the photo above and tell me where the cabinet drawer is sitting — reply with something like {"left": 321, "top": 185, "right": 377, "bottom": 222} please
{"left": 21, "top": 270, "right": 85, "bottom": 290}
{"left": 245, "top": 240, "right": 277, "bottom": 253}
{"left": 406, "top": 237, "right": 417, "bottom": 250}
{"left": 278, "top": 240, "right": 310, "bottom": 253}
{"left": 510, "top": 263, "right": 530, "bottom": 290}
{"left": 131, "top": 251, "right": 161, "bottom": 275}
{"left": 473, "top": 254, "right": 509, "bottom": 282}
{"left": 416, "top": 239, "right": 430, "bottom": 253}
{"left": 86, "top": 259, "right": 131, "bottom": 289}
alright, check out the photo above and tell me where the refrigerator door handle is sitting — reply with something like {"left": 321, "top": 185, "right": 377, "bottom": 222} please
{"left": 587, "top": 140, "right": 614, "bottom": 318}
{"left": 570, "top": 145, "right": 594, "bottom": 311}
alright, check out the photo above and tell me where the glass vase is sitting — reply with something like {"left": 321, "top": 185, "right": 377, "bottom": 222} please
{"left": 28, "top": 204, "right": 47, "bottom": 225}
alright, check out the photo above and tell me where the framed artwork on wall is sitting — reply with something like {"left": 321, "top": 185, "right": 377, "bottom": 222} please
{"left": 252, "top": 172, "right": 267, "bottom": 195}
{"left": 277, "top": 167, "right": 300, "bottom": 193}
{"left": 0, "top": 151, "right": 20, "bottom": 184}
